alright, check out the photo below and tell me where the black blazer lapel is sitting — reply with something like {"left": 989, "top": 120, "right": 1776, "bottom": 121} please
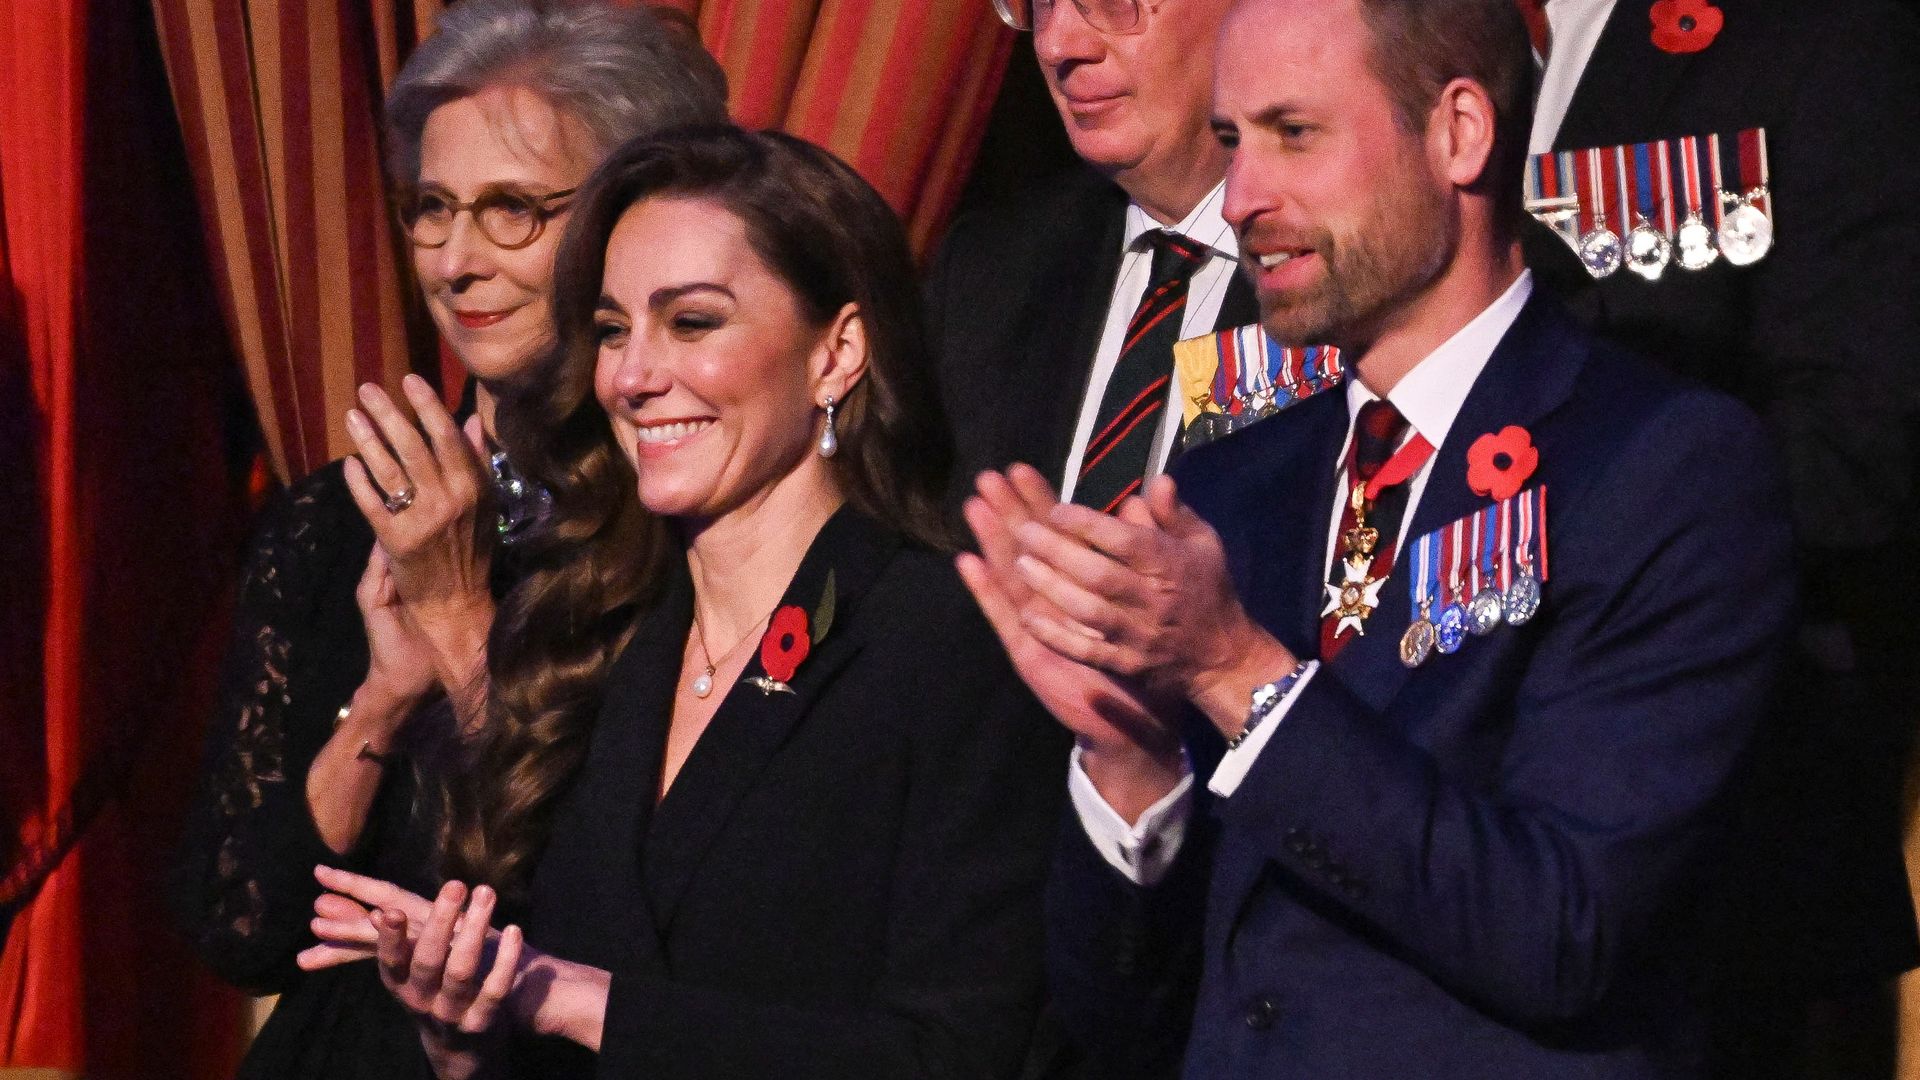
{"left": 555, "top": 569, "right": 691, "bottom": 973}
{"left": 1030, "top": 185, "right": 1130, "bottom": 480}
{"left": 641, "top": 509, "right": 903, "bottom": 934}
{"left": 1323, "top": 294, "right": 1588, "bottom": 709}
{"left": 1554, "top": 3, "right": 1699, "bottom": 150}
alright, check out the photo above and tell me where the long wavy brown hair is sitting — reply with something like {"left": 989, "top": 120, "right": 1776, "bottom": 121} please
{"left": 441, "top": 126, "right": 956, "bottom": 893}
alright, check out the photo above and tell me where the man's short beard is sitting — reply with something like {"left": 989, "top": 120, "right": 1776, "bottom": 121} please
{"left": 1258, "top": 170, "right": 1455, "bottom": 347}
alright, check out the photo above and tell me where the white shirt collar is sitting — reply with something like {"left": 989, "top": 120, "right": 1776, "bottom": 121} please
{"left": 1123, "top": 181, "right": 1238, "bottom": 260}
{"left": 1344, "top": 270, "right": 1535, "bottom": 449}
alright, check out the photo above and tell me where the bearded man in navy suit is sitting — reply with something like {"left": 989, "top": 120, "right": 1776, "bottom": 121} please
{"left": 958, "top": 0, "right": 1796, "bottom": 1076}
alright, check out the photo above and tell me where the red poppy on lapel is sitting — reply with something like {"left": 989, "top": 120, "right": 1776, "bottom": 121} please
{"left": 1649, "top": 0, "right": 1723, "bottom": 54}
{"left": 1467, "top": 426, "right": 1540, "bottom": 502}
{"left": 746, "top": 571, "right": 837, "bottom": 696}
{"left": 759, "top": 605, "right": 812, "bottom": 685}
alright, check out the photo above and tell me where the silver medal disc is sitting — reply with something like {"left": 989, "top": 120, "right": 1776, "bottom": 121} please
{"left": 1399, "top": 619, "right": 1437, "bottom": 669}
{"left": 1625, "top": 224, "right": 1672, "bottom": 281}
{"left": 1718, "top": 202, "right": 1773, "bottom": 266}
{"left": 1504, "top": 570, "right": 1542, "bottom": 626}
{"left": 1578, "top": 228, "right": 1622, "bottom": 279}
{"left": 1467, "top": 587, "right": 1505, "bottom": 635}
{"left": 1435, "top": 604, "right": 1468, "bottom": 655}
{"left": 1676, "top": 216, "right": 1719, "bottom": 271}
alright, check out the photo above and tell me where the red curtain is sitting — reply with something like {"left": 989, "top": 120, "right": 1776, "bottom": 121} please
{"left": 660, "top": 0, "right": 1016, "bottom": 255}
{"left": 0, "top": 0, "right": 252, "bottom": 1074}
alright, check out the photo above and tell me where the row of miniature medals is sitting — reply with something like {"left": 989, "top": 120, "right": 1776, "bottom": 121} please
{"left": 1175, "top": 326, "right": 1342, "bottom": 450}
{"left": 1526, "top": 128, "right": 1774, "bottom": 281}
{"left": 1396, "top": 486, "right": 1547, "bottom": 669}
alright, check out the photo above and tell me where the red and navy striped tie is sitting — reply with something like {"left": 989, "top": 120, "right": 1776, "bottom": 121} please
{"left": 1074, "top": 230, "right": 1210, "bottom": 512}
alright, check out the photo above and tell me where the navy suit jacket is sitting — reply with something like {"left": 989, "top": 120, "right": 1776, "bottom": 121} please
{"left": 1046, "top": 295, "right": 1795, "bottom": 1079}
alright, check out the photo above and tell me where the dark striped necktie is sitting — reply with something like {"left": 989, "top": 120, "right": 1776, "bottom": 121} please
{"left": 1074, "top": 230, "right": 1211, "bottom": 512}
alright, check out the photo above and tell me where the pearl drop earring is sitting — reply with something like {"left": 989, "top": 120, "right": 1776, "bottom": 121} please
{"left": 818, "top": 395, "right": 839, "bottom": 458}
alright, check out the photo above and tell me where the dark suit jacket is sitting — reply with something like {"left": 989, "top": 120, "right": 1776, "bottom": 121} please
{"left": 925, "top": 166, "right": 1259, "bottom": 499}
{"left": 1048, "top": 295, "right": 1796, "bottom": 1079}
{"left": 1526, "top": 0, "right": 1920, "bottom": 981}
{"left": 525, "top": 509, "right": 1070, "bottom": 1080}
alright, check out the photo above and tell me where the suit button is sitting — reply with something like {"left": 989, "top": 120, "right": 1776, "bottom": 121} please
{"left": 1341, "top": 879, "right": 1369, "bottom": 900}
{"left": 1244, "top": 996, "right": 1277, "bottom": 1030}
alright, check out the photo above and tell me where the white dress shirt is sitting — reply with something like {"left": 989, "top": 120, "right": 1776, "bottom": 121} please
{"left": 1057, "top": 182, "right": 1240, "bottom": 504}
{"left": 1529, "top": 0, "right": 1620, "bottom": 154}
{"left": 1070, "top": 273, "right": 1537, "bottom": 885}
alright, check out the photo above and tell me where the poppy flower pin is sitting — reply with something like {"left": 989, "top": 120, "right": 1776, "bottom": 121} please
{"left": 1649, "top": 0, "right": 1723, "bottom": 54}
{"left": 1467, "top": 426, "right": 1540, "bottom": 502}
{"left": 746, "top": 570, "right": 837, "bottom": 696}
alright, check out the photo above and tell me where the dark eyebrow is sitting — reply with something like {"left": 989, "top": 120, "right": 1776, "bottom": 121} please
{"left": 649, "top": 282, "right": 735, "bottom": 309}
{"left": 1248, "top": 103, "right": 1305, "bottom": 132}
{"left": 596, "top": 293, "right": 627, "bottom": 317}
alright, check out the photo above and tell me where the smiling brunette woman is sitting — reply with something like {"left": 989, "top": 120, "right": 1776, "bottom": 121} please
{"left": 170, "top": 4, "right": 724, "bottom": 1079}
{"left": 301, "top": 128, "right": 1069, "bottom": 1080}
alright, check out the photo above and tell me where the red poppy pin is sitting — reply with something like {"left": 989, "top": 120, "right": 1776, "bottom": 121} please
{"left": 1649, "top": 0, "right": 1723, "bottom": 54}
{"left": 747, "top": 571, "right": 836, "bottom": 695}
{"left": 1467, "top": 426, "right": 1540, "bottom": 502}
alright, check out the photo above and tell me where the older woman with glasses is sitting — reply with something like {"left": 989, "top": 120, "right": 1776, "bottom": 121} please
{"left": 170, "top": 4, "right": 724, "bottom": 1078}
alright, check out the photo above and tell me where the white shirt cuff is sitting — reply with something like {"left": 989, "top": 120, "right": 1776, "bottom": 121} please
{"left": 1207, "top": 661, "right": 1320, "bottom": 799}
{"left": 1067, "top": 745, "right": 1193, "bottom": 886}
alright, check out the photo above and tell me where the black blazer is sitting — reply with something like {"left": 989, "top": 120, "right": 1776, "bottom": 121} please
{"left": 925, "top": 166, "right": 1259, "bottom": 499}
{"left": 524, "top": 509, "right": 1070, "bottom": 1080}
{"left": 1524, "top": 0, "right": 1920, "bottom": 982}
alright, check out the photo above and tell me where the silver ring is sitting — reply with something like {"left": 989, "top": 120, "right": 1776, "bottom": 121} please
{"left": 383, "top": 485, "right": 416, "bottom": 514}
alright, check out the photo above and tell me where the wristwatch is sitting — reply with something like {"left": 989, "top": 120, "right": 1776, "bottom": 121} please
{"left": 1225, "top": 660, "right": 1312, "bottom": 751}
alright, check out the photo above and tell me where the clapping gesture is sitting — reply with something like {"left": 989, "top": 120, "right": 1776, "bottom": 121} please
{"left": 301, "top": 868, "right": 524, "bottom": 1080}
{"left": 301, "top": 866, "right": 613, "bottom": 1070}
{"left": 959, "top": 466, "right": 1300, "bottom": 818}
{"left": 956, "top": 465, "right": 1187, "bottom": 822}
{"left": 341, "top": 374, "right": 496, "bottom": 708}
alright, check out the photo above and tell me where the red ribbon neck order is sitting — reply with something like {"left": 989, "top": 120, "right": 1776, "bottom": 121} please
{"left": 1361, "top": 432, "right": 1437, "bottom": 502}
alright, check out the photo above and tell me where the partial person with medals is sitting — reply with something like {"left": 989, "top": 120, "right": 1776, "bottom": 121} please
{"left": 1515, "top": 0, "right": 1920, "bottom": 1072}
{"left": 958, "top": 0, "right": 1796, "bottom": 1076}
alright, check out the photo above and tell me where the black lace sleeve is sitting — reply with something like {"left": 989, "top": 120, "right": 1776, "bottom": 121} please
{"left": 169, "top": 461, "right": 397, "bottom": 993}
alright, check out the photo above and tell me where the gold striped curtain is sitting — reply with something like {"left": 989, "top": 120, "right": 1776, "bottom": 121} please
{"left": 668, "top": 0, "right": 1015, "bottom": 255}
{"left": 150, "top": 0, "right": 440, "bottom": 485}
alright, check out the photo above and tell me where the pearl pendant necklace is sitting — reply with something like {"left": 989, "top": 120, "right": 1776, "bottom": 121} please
{"left": 688, "top": 607, "right": 767, "bottom": 699}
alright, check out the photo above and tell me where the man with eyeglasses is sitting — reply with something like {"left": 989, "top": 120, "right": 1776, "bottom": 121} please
{"left": 926, "top": 0, "right": 1250, "bottom": 519}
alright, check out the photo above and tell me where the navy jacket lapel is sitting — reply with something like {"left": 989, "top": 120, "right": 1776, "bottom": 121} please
{"left": 1183, "top": 387, "right": 1350, "bottom": 658}
{"left": 641, "top": 508, "right": 901, "bottom": 934}
{"left": 1324, "top": 295, "right": 1588, "bottom": 708}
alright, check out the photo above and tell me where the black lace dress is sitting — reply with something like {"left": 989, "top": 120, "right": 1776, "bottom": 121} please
{"left": 170, "top": 460, "right": 444, "bottom": 1079}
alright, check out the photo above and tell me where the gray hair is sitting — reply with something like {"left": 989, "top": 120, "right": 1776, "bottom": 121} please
{"left": 384, "top": 0, "right": 728, "bottom": 185}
